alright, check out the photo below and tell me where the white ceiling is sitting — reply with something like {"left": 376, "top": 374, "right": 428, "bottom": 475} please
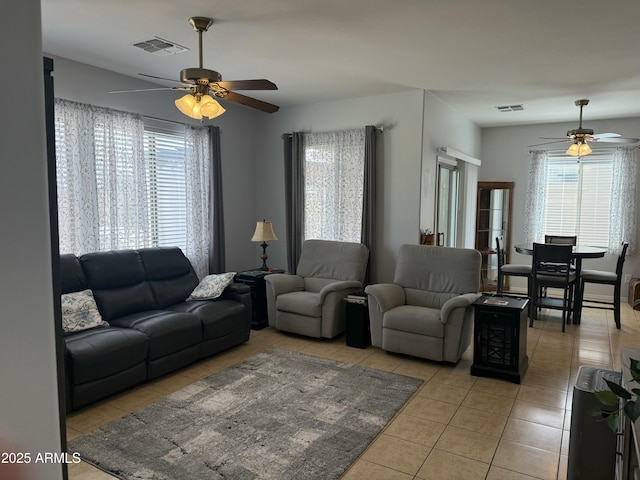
{"left": 41, "top": 0, "right": 640, "bottom": 128}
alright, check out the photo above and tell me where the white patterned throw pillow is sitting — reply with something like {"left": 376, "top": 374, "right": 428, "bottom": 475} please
{"left": 188, "top": 272, "right": 237, "bottom": 301}
{"left": 61, "top": 289, "right": 108, "bottom": 334}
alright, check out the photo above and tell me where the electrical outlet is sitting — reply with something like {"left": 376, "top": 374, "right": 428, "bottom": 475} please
{"left": 624, "top": 274, "right": 632, "bottom": 284}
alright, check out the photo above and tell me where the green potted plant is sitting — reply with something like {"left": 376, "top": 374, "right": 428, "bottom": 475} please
{"left": 591, "top": 358, "right": 640, "bottom": 431}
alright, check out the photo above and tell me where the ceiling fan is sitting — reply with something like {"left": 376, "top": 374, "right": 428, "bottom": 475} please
{"left": 529, "top": 99, "right": 639, "bottom": 156}
{"left": 111, "top": 16, "right": 279, "bottom": 119}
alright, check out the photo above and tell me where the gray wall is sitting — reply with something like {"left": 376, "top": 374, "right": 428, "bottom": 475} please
{"left": 482, "top": 117, "right": 640, "bottom": 298}
{"left": 252, "top": 89, "right": 481, "bottom": 283}
{"left": 49, "top": 55, "right": 261, "bottom": 272}
{"left": 0, "top": 1, "right": 64, "bottom": 479}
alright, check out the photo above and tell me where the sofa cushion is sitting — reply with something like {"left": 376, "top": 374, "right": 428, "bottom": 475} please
{"left": 383, "top": 305, "right": 444, "bottom": 337}
{"left": 65, "top": 326, "right": 149, "bottom": 384}
{"left": 61, "top": 289, "right": 109, "bottom": 334}
{"left": 138, "top": 247, "right": 200, "bottom": 308}
{"left": 80, "top": 250, "right": 156, "bottom": 321}
{"left": 108, "top": 310, "right": 202, "bottom": 360}
{"left": 276, "top": 291, "right": 322, "bottom": 317}
{"left": 188, "top": 272, "right": 236, "bottom": 301}
{"left": 169, "top": 300, "right": 246, "bottom": 339}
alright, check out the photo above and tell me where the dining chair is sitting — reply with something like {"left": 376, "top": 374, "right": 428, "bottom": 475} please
{"left": 531, "top": 243, "right": 577, "bottom": 332}
{"left": 545, "top": 235, "right": 577, "bottom": 246}
{"left": 540, "top": 235, "right": 577, "bottom": 301}
{"left": 496, "top": 236, "right": 531, "bottom": 295}
{"left": 580, "top": 242, "right": 629, "bottom": 329}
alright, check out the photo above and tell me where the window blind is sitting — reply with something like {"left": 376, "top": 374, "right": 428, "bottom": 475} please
{"left": 543, "top": 151, "right": 613, "bottom": 247}
{"left": 144, "top": 128, "right": 187, "bottom": 250}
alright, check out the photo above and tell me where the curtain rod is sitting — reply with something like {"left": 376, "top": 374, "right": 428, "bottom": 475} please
{"left": 282, "top": 125, "right": 388, "bottom": 139}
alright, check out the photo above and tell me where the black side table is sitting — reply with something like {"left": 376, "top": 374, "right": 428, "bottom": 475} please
{"left": 471, "top": 295, "right": 529, "bottom": 383}
{"left": 344, "top": 293, "right": 370, "bottom": 348}
{"left": 234, "top": 269, "right": 284, "bottom": 330}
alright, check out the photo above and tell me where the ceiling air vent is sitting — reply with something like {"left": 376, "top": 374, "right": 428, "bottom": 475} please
{"left": 133, "top": 37, "right": 189, "bottom": 56}
{"left": 495, "top": 104, "right": 525, "bottom": 112}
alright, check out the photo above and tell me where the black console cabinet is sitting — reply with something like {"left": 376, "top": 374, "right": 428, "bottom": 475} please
{"left": 471, "top": 295, "right": 529, "bottom": 383}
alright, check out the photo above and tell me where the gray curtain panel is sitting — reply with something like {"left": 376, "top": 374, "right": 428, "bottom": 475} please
{"left": 283, "top": 132, "right": 305, "bottom": 273}
{"left": 361, "top": 125, "right": 378, "bottom": 284}
{"left": 208, "top": 126, "right": 225, "bottom": 273}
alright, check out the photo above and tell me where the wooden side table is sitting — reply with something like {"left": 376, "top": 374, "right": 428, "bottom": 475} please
{"left": 234, "top": 269, "right": 284, "bottom": 330}
{"left": 471, "top": 295, "right": 529, "bottom": 383}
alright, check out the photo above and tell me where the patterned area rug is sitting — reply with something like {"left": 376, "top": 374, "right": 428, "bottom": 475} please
{"left": 69, "top": 348, "right": 423, "bottom": 480}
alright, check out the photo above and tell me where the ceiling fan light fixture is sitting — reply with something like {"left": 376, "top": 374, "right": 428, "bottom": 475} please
{"left": 566, "top": 141, "right": 592, "bottom": 157}
{"left": 175, "top": 93, "right": 200, "bottom": 118}
{"left": 174, "top": 93, "right": 226, "bottom": 120}
{"left": 200, "top": 95, "right": 226, "bottom": 119}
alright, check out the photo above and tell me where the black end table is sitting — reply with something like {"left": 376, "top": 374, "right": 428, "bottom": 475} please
{"left": 234, "top": 269, "right": 284, "bottom": 330}
{"left": 471, "top": 295, "right": 529, "bottom": 383}
{"left": 344, "top": 293, "right": 370, "bottom": 348}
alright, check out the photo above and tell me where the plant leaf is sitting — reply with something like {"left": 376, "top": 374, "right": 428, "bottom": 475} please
{"left": 594, "top": 390, "right": 620, "bottom": 406}
{"left": 606, "top": 412, "right": 620, "bottom": 432}
{"left": 604, "top": 380, "right": 632, "bottom": 400}
{"left": 630, "top": 358, "right": 640, "bottom": 383}
{"left": 625, "top": 400, "right": 640, "bottom": 423}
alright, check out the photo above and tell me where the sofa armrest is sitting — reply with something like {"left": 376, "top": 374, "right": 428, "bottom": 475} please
{"left": 264, "top": 273, "right": 304, "bottom": 297}
{"left": 318, "top": 280, "right": 362, "bottom": 302}
{"left": 364, "top": 283, "right": 405, "bottom": 313}
{"left": 220, "top": 283, "right": 252, "bottom": 321}
{"left": 440, "top": 293, "right": 481, "bottom": 324}
{"left": 220, "top": 282, "right": 250, "bottom": 301}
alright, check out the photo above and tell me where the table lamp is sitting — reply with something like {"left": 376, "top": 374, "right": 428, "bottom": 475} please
{"left": 251, "top": 220, "right": 277, "bottom": 271}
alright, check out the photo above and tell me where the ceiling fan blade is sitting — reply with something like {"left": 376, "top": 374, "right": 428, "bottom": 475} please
{"left": 109, "top": 87, "right": 177, "bottom": 93}
{"left": 591, "top": 132, "right": 621, "bottom": 139}
{"left": 538, "top": 137, "right": 572, "bottom": 140}
{"left": 527, "top": 140, "right": 572, "bottom": 147}
{"left": 139, "top": 73, "right": 185, "bottom": 84}
{"left": 222, "top": 91, "right": 279, "bottom": 113}
{"left": 216, "top": 79, "right": 278, "bottom": 91}
{"left": 592, "top": 136, "right": 640, "bottom": 144}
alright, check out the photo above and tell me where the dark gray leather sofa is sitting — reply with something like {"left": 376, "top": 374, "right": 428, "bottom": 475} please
{"left": 60, "top": 247, "right": 251, "bottom": 411}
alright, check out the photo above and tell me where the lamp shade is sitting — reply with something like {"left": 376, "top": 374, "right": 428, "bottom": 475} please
{"left": 251, "top": 221, "right": 277, "bottom": 242}
{"left": 175, "top": 93, "right": 226, "bottom": 120}
{"left": 566, "top": 141, "right": 592, "bottom": 157}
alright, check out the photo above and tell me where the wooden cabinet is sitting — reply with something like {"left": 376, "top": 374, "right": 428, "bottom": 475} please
{"left": 471, "top": 295, "right": 529, "bottom": 383}
{"left": 475, "top": 182, "right": 514, "bottom": 291}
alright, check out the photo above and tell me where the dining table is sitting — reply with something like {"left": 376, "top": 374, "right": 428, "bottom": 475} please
{"left": 513, "top": 244, "right": 607, "bottom": 325}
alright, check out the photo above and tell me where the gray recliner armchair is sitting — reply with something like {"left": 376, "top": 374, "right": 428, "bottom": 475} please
{"left": 365, "top": 245, "right": 481, "bottom": 363}
{"left": 265, "top": 239, "right": 369, "bottom": 338}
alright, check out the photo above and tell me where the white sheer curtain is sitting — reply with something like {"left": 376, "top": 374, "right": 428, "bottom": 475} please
{"left": 55, "top": 99, "right": 212, "bottom": 277}
{"left": 303, "top": 129, "right": 365, "bottom": 242}
{"left": 522, "top": 150, "right": 548, "bottom": 245}
{"left": 185, "top": 126, "right": 212, "bottom": 279}
{"left": 55, "top": 99, "right": 148, "bottom": 254}
{"left": 610, "top": 146, "right": 638, "bottom": 253}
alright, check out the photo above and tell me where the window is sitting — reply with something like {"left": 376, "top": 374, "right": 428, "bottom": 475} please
{"left": 303, "top": 129, "right": 365, "bottom": 243}
{"left": 144, "top": 127, "right": 188, "bottom": 249}
{"left": 543, "top": 152, "right": 613, "bottom": 247}
{"left": 54, "top": 100, "right": 211, "bottom": 277}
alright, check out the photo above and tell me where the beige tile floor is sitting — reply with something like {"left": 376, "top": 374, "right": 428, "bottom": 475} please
{"left": 66, "top": 302, "right": 640, "bottom": 480}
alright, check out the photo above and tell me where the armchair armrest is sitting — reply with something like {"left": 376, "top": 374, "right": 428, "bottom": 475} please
{"left": 440, "top": 293, "right": 481, "bottom": 324}
{"left": 364, "top": 283, "right": 405, "bottom": 313}
{"left": 264, "top": 273, "right": 304, "bottom": 297}
{"left": 318, "top": 280, "right": 362, "bottom": 302}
